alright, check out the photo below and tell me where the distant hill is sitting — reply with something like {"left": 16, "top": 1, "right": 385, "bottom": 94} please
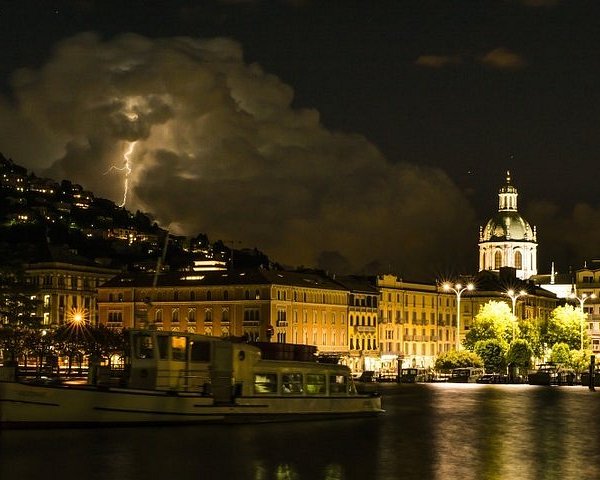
{"left": 0, "top": 153, "right": 272, "bottom": 271}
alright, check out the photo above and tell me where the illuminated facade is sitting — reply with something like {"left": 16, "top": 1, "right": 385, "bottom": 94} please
{"left": 377, "top": 275, "right": 457, "bottom": 370}
{"left": 479, "top": 172, "right": 537, "bottom": 280}
{"left": 97, "top": 269, "right": 350, "bottom": 356}
{"left": 25, "top": 261, "right": 120, "bottom": 326}
{"left": 333, "top": 277, "right": 380, "bottom": 373}
{"left": 573, "top": 266, "right": 600, "bottom": 354}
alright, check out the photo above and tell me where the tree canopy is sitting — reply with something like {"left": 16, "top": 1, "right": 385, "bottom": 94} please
{"left": 464, "top": 300, "right": 514, "bottom": 350}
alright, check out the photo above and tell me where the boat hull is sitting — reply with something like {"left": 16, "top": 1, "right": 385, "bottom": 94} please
{"left": 0, "top": 381, "right": 383, "bottom": 428}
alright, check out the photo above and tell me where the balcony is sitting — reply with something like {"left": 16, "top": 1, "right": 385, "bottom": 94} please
{"left": 355, "top": 326, "right": 376, "bottom": 333}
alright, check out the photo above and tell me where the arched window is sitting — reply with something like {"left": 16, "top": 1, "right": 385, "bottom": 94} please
{"left": 494, "top": 251, "right": 502, "bottom": 269}
{"left": 514, "top": 251, "right": 523, "bottom": 269}
{"left": 155, "top": 309, "right": 163, "bottom": 323}
{"left": 172, "top": 308, "right": 179, "bottom": 323}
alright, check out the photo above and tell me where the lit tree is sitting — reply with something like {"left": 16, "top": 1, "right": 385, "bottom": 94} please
{"left": 434, "top": 350, "right": 483, "bottom": 373}
{"left": 517, "top": 318, "right": 544, "bottom": 358}
{"left": 463, "top": 300, "right": 514, "bottom": 350}
{"left": 541, "top": 305, "right": 585, "bottom": 352}
{"left": 549, "top": 342, "right": 571, "bottom": 365}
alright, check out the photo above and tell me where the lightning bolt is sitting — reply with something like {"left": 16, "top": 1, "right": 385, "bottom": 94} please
{"left": 105, "top": 141, "right": 136, "bottom": 207}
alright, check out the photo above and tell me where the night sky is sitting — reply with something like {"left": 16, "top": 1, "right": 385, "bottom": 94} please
{"left": 1, "top": 0, "right": 600, "bottom": 280}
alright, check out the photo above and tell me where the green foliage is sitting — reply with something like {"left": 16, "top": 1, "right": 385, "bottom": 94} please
{"left": 474, "top": 339, "right": 507, "bottom": 373}
{"left": 549, "top": 342, "right": 571, "bottom": 365}
{"left": 569, "top": 349, "right": 591, "bottom": 373}
{"left": 506, "top": 339, "right": 534, "bottom": 369}
{"left": 517, "top": 319, "right": 543, "bottom": 358}
{"left": 542, "top": 305, "right": 585, "bottom": 351}
{"left": 464, "top": 300, "right": 514, "bottom": 350}
{"left": 434, "top": 349, "right": 483, "bottom": 373}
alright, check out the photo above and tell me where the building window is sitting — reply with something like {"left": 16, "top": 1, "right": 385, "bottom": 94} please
{"left": 108, "top": 311, "right": 123, "bottom": 324}
{"left": 514, "top": 251, "right": 523, "bottom": 269}
{"left": 172, "top": 308, "right": 179, "bottom": 323}
{"left": 155, "top": 309, "right": 163, "bottom": 323}
{"left": 222, "top": 309, "right": 230, "bottom": 324}
{"left": 205, "top": 309, "right": 213, "bottom": 323}
{"left": 190, "top": 291, "right": 196, "bottom": 301}
{"left": 494, "top": 251, "right": 502, "bottom": 269}
{"left": 243, "top": 309, "right": 260, "bottom": 324}
{"left": 187, "top": 309, "right": 196, "bottom": 323}
{"left": 207, "top": 291, "right": 212, "bottom": 301}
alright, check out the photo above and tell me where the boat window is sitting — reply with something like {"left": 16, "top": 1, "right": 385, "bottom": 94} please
{"left": 282, "top": 373, "right": 303, "bottom": 394}
{"left": 254, "top": 373, "right": 278, "bottom": 394}
{"left": 136, "top": 334, "right": 154, "bottom": 359}
{"left": 305, "top": 374, "right": 326, "bottom": 395}
{"left": 190, "top": 341, "right": 211, "bottom": 362}
{"left": 171, "top": 336, "right": 187, "bottom": 361}
{"left": 157, "top": 335, "right": 169, "bottom": 360}
{"left": 329, "top": 375, "right": 348, "bottom": 394}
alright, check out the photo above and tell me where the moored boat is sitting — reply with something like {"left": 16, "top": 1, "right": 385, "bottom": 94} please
{"left": 528, "top": 363, "right": 575, "bottom": 386}
{"left": 0, "top": 329, "right": 382, "bottom": 428}
{"left": 447, "top": 367, "right": 485, "bottom": 383}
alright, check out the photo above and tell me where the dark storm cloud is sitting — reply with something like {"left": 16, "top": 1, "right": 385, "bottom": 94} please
{"left": 526, "top": 200, "right": 600, "bottom": 272}
{"left": 0, "top": 33, "right": 475, "bottom": 279}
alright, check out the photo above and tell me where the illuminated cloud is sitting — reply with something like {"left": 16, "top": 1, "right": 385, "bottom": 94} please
{"left": 415, "top": 55, "right": 462, "bottom": 68}
{"left": 0, "top": 33, "right": 475, "bottom": 279}
{"left": 480, "top": 47, "right": 527, "bottom": 70}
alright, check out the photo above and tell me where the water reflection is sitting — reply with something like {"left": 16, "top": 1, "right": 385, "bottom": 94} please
{"left": 1, "top": 384, "right": 599, "bottom": 480}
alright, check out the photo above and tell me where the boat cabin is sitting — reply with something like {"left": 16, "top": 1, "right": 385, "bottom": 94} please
{"left": 127, "top": 330, "right": 357, "bottom": 401}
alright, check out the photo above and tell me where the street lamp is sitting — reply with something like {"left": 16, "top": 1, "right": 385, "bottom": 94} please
{"left": 443, "top": 282, "right": 474, "bottom": 351}
{"left": 570, "top": 292, "right": 596, "bottom": 351}
{"left": 506, "top": 289, "right": 527, "bottom": 342}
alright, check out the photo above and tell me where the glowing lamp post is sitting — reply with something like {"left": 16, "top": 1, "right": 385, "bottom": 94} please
{"left": 506, "top": 289, "right": 527, "bottom": 342}
{"left": 443, "top": 282, "right": 474, "bottom": 351}
{"left": 570, "top": 292, "right": 596, "bottom": 351}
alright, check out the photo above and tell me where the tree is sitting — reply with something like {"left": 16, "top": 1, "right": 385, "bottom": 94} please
{"left": 542, "top": 305, "right": 585, "bottom": 352}
{"left": 434, "top": 350, "right": 483, "bottom": 373}
{"left": 549, "top": 342, "right": 571, "bottom": 365}
{"left": 518, "top": 319, "right": 543, "bottom": 358}
{"left": 464, "top": 300, "right": 514, "bottom": 350}
{"left": 506, "top": 339, "right": 534, "bottom": 370}
{"left": 569, "top": 349, "right": 591, "bottom": 374}
{"left": 474, "top": 339, "right": 507, "bottom": 373}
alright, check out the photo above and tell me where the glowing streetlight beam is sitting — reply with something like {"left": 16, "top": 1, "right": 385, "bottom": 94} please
{"left": 105, "top": 141, "right": 136, "bottom": 207}
{"left": 442, "top": 281, "right": 474, "bottom": 351}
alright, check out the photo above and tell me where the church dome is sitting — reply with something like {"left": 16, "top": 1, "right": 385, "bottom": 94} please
{"left": 482, "top": 211, "right": 535, "bottom": 242}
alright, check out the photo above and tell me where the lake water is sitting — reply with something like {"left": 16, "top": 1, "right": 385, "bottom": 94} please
{"left": 1, "top": 383, "right": 599, "bottom": 480}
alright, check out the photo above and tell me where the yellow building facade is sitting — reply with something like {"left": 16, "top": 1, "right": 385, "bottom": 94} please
{"left": 97, "top": 269, "right": 350, "bottom": 357}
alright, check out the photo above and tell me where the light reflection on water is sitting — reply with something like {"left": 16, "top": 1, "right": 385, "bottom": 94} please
{"left": 1, "top": 384, "right": 599, "bottom": 480}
